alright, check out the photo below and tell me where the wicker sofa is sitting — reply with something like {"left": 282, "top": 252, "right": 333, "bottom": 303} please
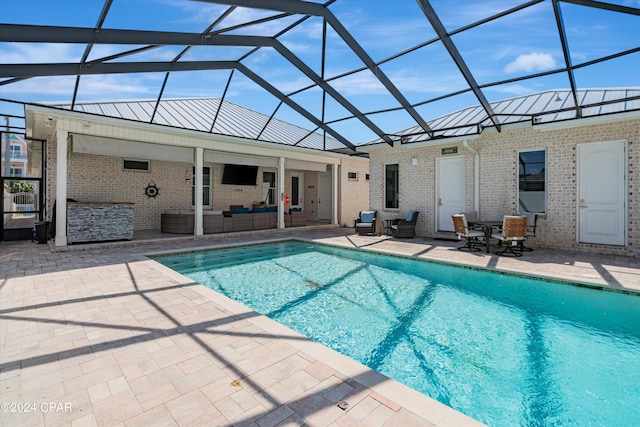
{"left": 161, "top": 210, "right": 224, "bottom": 234}
{"left": 285, "top": 208, "right": 307, "bottom": 227}
{"left": 161, "top": 206, "right": 283, "bottom": 234}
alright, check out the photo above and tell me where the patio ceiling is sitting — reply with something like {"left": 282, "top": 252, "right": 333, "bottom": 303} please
{"left": 0, "top": 0, "right": 639, "bottom": 155}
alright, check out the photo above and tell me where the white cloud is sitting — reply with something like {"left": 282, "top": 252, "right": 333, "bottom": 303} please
{"left": 330, "top": 72, "right": 387, "bottom": 95}
{"left": 504, "top": 52, "right": 556, "bottom": 73}
{"left": 492, "top": 84, "right": 535, "bottom": 95}
{"left": 0, "top": 74, "right": 157, "bottom": 99}
{"left": 0, "top": 43, "right": 81, "bottom": 64}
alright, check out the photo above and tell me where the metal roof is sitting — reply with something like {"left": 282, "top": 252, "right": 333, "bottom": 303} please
{"left": 363, "top": 87, "right": 640, "bottom": 146}
{"left": 52, "top": 97, "right": 346, "bottom": 152}
{"left": 1, "top": 0, "right": 639, "bottom": 153}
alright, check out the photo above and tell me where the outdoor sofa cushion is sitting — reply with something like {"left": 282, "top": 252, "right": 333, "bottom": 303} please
{"left": 358, "top": 211, "right": 376, "bottom": 225}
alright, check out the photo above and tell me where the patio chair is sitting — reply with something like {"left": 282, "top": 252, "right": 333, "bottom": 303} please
{"left": 355, "top": 210, "right": 377, "bottom": 235}
{"left": 462, "top": 211, "right": 483, "bottom": 231}
{"left": 391, "top": 211, "right": 419, "bottom": 238}
{"left": 492, "top": 215, "right": 528, "bottom": 257}
{"left": 451, "top": 214, "right": 484, "bottom": 251}
{"left": 517, "top": 212, "right": 539, "bottom": 251}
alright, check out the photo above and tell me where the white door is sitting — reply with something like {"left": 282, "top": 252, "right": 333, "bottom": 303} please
{"left": 436, "top": 155, "right": 466, "bottom": 232}
{"left": 318, "top": 172, "right": 332, "bottom": 220}
{"left": 290, "top": 172, "right": 304, "bottom": 210}
{"left": 578, "top": 140, "right": 626, "bottom": 245}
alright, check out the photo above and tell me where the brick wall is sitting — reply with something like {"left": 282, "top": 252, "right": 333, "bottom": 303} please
{"left": 368, "top": 117, "right": 640, "bottom": 255}
{"left": 46, "top": 140, "right": 370, "bottom": 231}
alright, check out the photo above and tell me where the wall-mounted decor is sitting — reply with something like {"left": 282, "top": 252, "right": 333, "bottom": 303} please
{"left": 144, "top": 180, "right": 160, "bottom": 198}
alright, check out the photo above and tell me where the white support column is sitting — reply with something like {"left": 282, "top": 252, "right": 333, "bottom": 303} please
{"left": 55, "top": 130, "right": 68, "bottom": 247}
{"left": 194, "top": 147, "right": 204, "bottom": 236}
{"left": 278, "top": 157, "right": 285, "bottom": 228}
{"left": 332, "top": 163, "right": 339, "bottom": 225}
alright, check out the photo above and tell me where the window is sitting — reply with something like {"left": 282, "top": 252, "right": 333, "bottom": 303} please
{"left": 262, "top": 171, "right": 276, "bottom": 204}
{"left": 347, "top": 171, "right": 358, "bottom": 180}
{"left": 10, "top": 144, "right": 22, "bottom": 158}
{"left": 123, "top": 159, "right": 150, "bottom": 171}
{"left": 9, "top": 167, "right": 24, "bottom": 177}
{"left": 192, "top": 166, "right": 211, "bottom": 206}
{"left": 518, "top": 150, "right": 546, "bottom": 213}
{"left": 385, "top": 163, "right": 399, "bottom": 209}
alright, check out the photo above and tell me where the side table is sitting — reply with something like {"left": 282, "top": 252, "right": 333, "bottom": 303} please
{"left": 383, "top": 219, "right": 394, "bottom": 236}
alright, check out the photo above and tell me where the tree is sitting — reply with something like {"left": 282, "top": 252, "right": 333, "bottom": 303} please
{"left": 9, "top": 181, "right": 35, "bottom": 193}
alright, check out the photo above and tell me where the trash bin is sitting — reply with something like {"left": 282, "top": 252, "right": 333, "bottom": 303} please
{"left": 35, "top": 221, "right": 49, "bottom": 244}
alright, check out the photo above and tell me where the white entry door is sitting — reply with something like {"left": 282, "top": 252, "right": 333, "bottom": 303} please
{"left": 290, "top": 172, "right": 304, "bottom": 210}
{"left": 578, "top": 140, "right": 626, "bottom": 245}
{"left": 436, "top": 155, "right": 466, "bottom": 232}
{"left": 318, "top": 171, "right": 332, "bottom": 221}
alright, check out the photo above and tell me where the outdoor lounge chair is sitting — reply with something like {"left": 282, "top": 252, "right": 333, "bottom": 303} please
{"left": 355, "top": 210, "right": 377, "bottom": 235}
{"left": 492, "top": 215, "right": 528, "bottom": 257}
{"left": 452, "top": 213, "right": 484, "bottom": 251}
{"left": 391, "top": 211, "right": 419, "bottom": 238}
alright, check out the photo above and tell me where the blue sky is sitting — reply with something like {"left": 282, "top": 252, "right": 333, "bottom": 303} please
{"left": 0, "top": 0, "right": 638, "bottom": 144}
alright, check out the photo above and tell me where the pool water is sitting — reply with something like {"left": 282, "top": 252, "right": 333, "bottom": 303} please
{"left": 153, "top": 241, "right": 640, "bottom": 427}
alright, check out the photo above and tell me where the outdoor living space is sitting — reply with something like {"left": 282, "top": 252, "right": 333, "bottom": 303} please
{"left": 2, "top": 228, "right": 639, "bottom": 427}
{"left": 1, "top": 1, "right": 640, "bottom": 425}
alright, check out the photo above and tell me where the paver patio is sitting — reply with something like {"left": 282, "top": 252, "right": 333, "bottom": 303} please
{"left": 2, "top": 226, "right": 639, "bottom": 426}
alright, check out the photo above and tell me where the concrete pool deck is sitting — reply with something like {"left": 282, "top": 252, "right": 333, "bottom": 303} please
{"left": 2, "top": 227, "right": 639, "bottom": 426}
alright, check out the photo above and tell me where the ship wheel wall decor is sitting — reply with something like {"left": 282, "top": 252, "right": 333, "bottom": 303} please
{"left": 144, "top": 180, "right": 160, "bottom": 198}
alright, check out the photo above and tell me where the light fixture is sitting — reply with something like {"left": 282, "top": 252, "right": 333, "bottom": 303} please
{"left": 411, "top": 158, "right": 418, "bottom": 166}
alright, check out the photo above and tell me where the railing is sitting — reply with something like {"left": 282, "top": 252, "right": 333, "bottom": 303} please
{"left": 9, "top": 192, "right": 36, "bottom": 219}
{"left": 1, "top": 152, "right": 28, "bottom": 160}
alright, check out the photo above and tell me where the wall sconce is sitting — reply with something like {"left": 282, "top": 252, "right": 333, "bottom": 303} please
{"left": 411, "top": 158, "right": 418, "bottom": 166}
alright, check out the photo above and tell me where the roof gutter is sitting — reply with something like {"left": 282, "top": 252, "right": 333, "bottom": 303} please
{"left": 533, "top": 109, "right": 640, "bottom": 131}
{"left": 357, "top": 133, "right": 481, "bottom": 152}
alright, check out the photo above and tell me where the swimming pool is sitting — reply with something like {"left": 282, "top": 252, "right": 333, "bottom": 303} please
{"left": 153, "top": 240, "right": 640, "bottom": 427}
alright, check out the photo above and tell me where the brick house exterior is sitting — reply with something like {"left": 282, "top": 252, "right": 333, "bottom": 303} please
{"left": 27, "top": 103, "right": 369, "bottom": 246}
{"left": 364, "top": 116, "right": 640, "bottom": 256}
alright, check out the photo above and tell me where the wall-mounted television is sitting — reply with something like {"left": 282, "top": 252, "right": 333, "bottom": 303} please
{"left": 221, "top": 164, "right": 258, "bottom": 186}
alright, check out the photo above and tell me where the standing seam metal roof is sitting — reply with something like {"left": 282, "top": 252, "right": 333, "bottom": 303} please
{"left": 365, "top": 88, "right": 640, "bottom": 145}
{"left": 54, "top": 97, "right": 345, "bottom": 153}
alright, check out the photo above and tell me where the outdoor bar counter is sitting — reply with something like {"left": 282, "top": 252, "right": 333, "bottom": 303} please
{"left": 67, "top": 202, "right": 134, "bottom": 244}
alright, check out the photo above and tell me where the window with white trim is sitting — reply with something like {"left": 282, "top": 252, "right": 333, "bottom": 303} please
{"left": 385, "top": 163, "right": 399, "bottom": 209}
{"left": 192, "top": 166, "right": 211, "bottom": 206}
{"left": 262, "top": 171, "right": 276, "bottom": 204}
{"left": 518, "top": 149, "right": 546, "bottom": 213}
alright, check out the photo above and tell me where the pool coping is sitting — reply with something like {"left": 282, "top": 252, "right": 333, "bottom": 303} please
{"left": 146, "top": 237, "right": 640, "bottom": 297}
